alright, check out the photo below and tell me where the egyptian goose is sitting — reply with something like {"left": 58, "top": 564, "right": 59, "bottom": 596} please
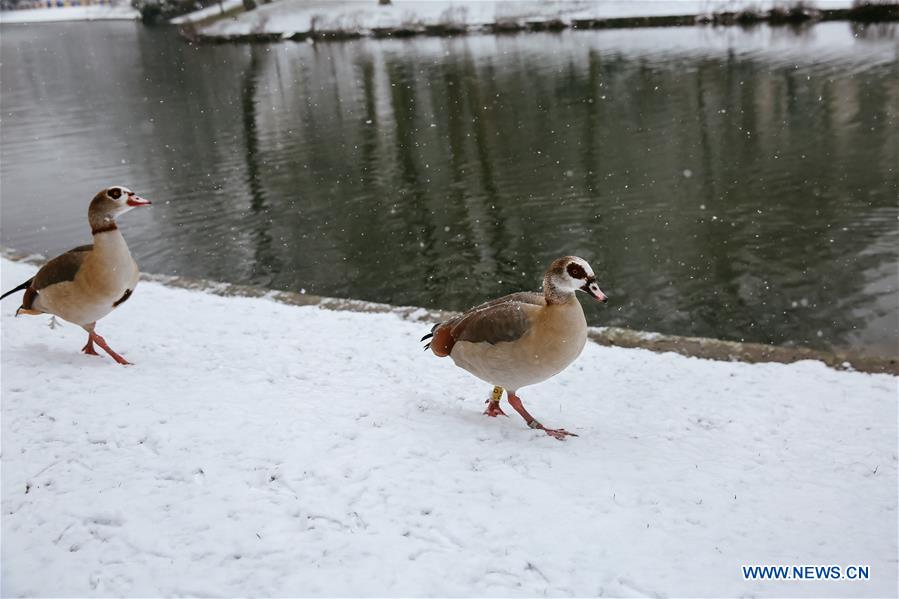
{"left": 1, "top": 186, "right": 151, "bottom": 365}
{"left": 422, "top": 256, "right": 608, "bottom": 440}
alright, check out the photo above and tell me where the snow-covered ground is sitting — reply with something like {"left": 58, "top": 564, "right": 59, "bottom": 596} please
{"left": 0, "top": 3, "right": 137, "bottom": 23}
{"left": 199, "top": 0, "right": 855, "bottom": 38}
{"left": 1, "top": 257, "right": 896, "bottom": 597}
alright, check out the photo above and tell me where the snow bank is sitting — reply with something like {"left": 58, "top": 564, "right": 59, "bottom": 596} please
{"left": 170, "top": 0, "right": 242, "bottom": 24}
{"left": 198, "top": 0, "right": 854, "bottom": 38}
{"left": 0, "top": 3, "right": 137, "bottom": 23}
{"left": 1, "top": 257, "right": 896, "bottom": 596}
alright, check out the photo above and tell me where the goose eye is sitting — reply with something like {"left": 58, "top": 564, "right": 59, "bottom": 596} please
{"left": 566, "top": 263, "right": 586, "bottom": 279}
{"left": 108, "top": 188, "right": 122, "bottom": 200}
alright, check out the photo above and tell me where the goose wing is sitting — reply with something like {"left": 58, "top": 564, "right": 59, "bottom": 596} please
{"left": 451, "top": 292, "right": 544, "bottom": 344}
{"left": 32, "top": 245, "right": 93, "bottom": 290}
{"left": 424, "top": 292, "right": 544, "bottom": 355}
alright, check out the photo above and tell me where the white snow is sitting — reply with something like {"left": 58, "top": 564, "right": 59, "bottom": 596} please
{"left": 199, "top": 0, "right": 855, "bottom": 37}
{"left": 0, "top": 3, "right": 137, "bottom": 23}
{"left": 170, "top": 0, "right": 243, "bottom": 25}
{"left": 1, "top": 257, "right": 896, "bottom": 597}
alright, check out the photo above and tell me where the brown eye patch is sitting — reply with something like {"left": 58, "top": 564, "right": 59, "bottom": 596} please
{"left": 567, "top": 263, "right": 586, "bottom": 279}
{"left": 108, "top": 188, "right": 122, "bottom": 200}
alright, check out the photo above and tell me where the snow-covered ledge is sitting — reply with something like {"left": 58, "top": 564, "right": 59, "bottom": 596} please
{"left": 187, "top": 0, "right": 882, "bottom": 43}
{"left": 3, "top": 250, "right": 894, "bottom": 374}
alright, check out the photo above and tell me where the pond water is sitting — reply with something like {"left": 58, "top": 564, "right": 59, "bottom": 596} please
{"left": 1, "top": 21, "right": 896, "bottom": 355}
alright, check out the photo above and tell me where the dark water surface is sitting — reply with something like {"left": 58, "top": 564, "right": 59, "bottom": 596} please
{"left": 1, "top": 22, "right": 897, "bottom": 354}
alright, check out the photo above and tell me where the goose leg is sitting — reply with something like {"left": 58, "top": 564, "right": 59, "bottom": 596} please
{"left": 483, "top": 386, "right": 507, "bottom": 417}
{"left": 507, "top": 392, "right": 577, "bottom": 440}
{"left": 89, "top": 331, "right": 131, "bottom": 365}
{"left": 81, "top": 334, "right": 100, "bottom": 356}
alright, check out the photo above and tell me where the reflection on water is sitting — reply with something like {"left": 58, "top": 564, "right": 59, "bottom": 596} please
{"left": 1, "top": 22, "right": 896, "bottom": 354}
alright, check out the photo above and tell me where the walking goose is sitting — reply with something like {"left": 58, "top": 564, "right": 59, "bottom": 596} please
{"left": 422, "top": 256, "right": 608, "bottom": 440}
{"left": 1, "top": 186, "right": 151, "bottom": 364}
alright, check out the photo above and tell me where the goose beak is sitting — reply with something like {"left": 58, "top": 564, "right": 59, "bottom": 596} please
{"left": 582, "top": 280, "right": 608, "bottom": 303}
{"left": 126, "top": 194, "right": 152, "bottom": 207}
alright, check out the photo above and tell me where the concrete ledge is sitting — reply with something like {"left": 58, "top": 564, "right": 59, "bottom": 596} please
{"left": 587, "top": 327, "right": 897, "bottom": 375}
{"left": 137, "top": 272, "right": 899, "bottom": 376}
{"left": 4, "top": 249, "right": 895, "bottom": 375}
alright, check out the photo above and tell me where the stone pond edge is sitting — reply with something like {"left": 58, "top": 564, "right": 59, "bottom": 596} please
{"left": 3, "top": 249, "right": 896, "bottom": 375}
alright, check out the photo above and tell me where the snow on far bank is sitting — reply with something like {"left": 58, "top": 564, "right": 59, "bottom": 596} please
{"left": 0, "top": 3, "right": 137, "bottom": 23}
{"left": 199, "top": 0, "right": 855, "bottom": 38}
{"left": 1, "top": 257, "right": 896, "bottom": 597}
{"left": 170, "top": 0, "right": 242, "bottom": 24}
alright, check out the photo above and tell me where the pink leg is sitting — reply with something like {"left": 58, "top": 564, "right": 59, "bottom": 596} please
{"left": 507, "top": 393, "right": 578, "bottom": 440}
{"left": 484, "top": 400, "right": 507, "bottom": 417}
{"left": 81, "top": 334, "right": 100, "bottom": 356}
{"left": 89, "top": 331, "right": 131, "bottom": 365}
{"left": 483, "top": 386, "right": 507, "bottom": 417}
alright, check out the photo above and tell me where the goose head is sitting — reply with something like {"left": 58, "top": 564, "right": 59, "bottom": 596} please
{"left": 543, "top": 256, "right": 608, "bottom": 304}
{"left": 88, "top": 186, "right": 151, "bottom": 230}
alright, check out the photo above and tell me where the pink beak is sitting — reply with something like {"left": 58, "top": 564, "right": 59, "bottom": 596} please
{"left": 127, "top": 194, "right": 152, "bottom": 207}
{"left": 583, "top": 280, "right": 608, "bottom": 303}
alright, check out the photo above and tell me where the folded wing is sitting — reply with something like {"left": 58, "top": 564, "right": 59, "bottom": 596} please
{"left": 32, "top": 245, "right": 93, "bottom": 291}
{"left": 424, "top": 291, "right": 544, "bottom": 356}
